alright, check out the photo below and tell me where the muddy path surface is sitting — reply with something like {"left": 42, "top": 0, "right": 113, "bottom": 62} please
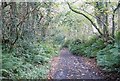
{"left": 48, "top": 48, "right": 104, "bottom": 79}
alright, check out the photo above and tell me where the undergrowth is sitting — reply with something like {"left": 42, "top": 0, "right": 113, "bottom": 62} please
{"left": 63, "top": 34, "right": 120, "bottom": 72}
{"left": 2, "top": 41, "right": 58, "bottom": 79}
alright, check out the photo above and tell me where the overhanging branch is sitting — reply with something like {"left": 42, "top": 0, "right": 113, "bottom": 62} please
{"left": 67, "top": 2, "right": 103, "bottom": 36}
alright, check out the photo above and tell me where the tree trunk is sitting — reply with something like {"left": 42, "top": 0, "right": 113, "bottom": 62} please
{"left": 112, "top": 1, "right": 120, "bottom": 38}
{"left": 117, "top": 2, "right": 120, "bottom": 31}
{"left": 104, "top": 2, "right": 109, "bottom": 42}
{"left": 95, "top": 2, "right": 109, "bottom": 42}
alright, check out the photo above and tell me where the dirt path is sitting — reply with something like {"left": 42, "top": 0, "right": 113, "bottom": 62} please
{"left": 48, "top": 48, "right": 104, "bottom": 79}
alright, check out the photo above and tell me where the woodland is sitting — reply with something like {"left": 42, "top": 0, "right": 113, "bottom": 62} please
{"left": 1, "top": 0, "right": 120, "bottom": 80}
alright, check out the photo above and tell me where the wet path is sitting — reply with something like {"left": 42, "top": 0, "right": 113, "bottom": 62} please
{"left": 48, "top": 48, "right": 104, "bottom": 79}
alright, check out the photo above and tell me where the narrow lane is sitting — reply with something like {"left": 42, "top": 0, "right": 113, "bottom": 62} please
{"left": 49, "top": 48, "right": 104, "bottom": 79}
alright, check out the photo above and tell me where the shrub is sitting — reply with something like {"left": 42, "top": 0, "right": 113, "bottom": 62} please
{"left": 61, "top": 39, "right": 71, "bottom": 48}
{"left": 2, "top": 41, "right": 58, "bottom": 79}
{"left": 33, "top": 55, "right": 49, "bottom": 64}
{"left": 84, "top": 36, "right": 97, "bottom": 47}
{"left": 69, "top": 38, "right": 105, "bottom": 57}
{"left": 67, "top": 36, "right": 120, "bottom": 72}
{"left": 69, "top": 39, "right": 85, "bottom": 56}
{"left": 84, "top": 38, "right": 105, "bottom": 57}
{"left": 115, "top": 31, "right": 120, "bottom": 51}
{"left": 97, "top": 44, "right": 120, "bottom": 71}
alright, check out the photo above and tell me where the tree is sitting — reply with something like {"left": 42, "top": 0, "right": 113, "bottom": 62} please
{"left": 67, "top": 1, "right": 120, "bottom": 43}
{"left": 67, "top": 2, "right": 103, "bottom": 36}
{"left": 112, "top": 1, "right": 120, "bottom": 38}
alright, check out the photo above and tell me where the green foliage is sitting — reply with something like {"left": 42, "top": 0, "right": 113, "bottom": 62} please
{"left": 61, "top": 39, "right": 71, "bottom": 48}
{"left": 97, "top": 44, "right": 120, "bottom": 71}
{"left": 67, "top": 39, "right": 85, "bottom": 56}
{"left": 84, "top": 38, "right": 105, "bottom": 57}
{"left": 70, "top": 44, "right": 83, "bottom": 55}
{"left": 2, "top": 42, "right": 58, "bottom": 79}
{"left": 84, "top": 36, "right": 97, "bottom": 47}
{"left": 68, "top": 37, "right": 105, "bottom": 57}
{"left": 116, "top": 31, "right": 120, "bottom": 42}
{"left": 53, "top": 34, "right": 65, "bottom": 45}
{"left": 68, "top": 36, "right": 120, "bottom": 72}
{"left": 115, "top": 31, "right": 120, "bottom": 51}
{"left": 33, "top": 55, "right": 49, "bottom": 64}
